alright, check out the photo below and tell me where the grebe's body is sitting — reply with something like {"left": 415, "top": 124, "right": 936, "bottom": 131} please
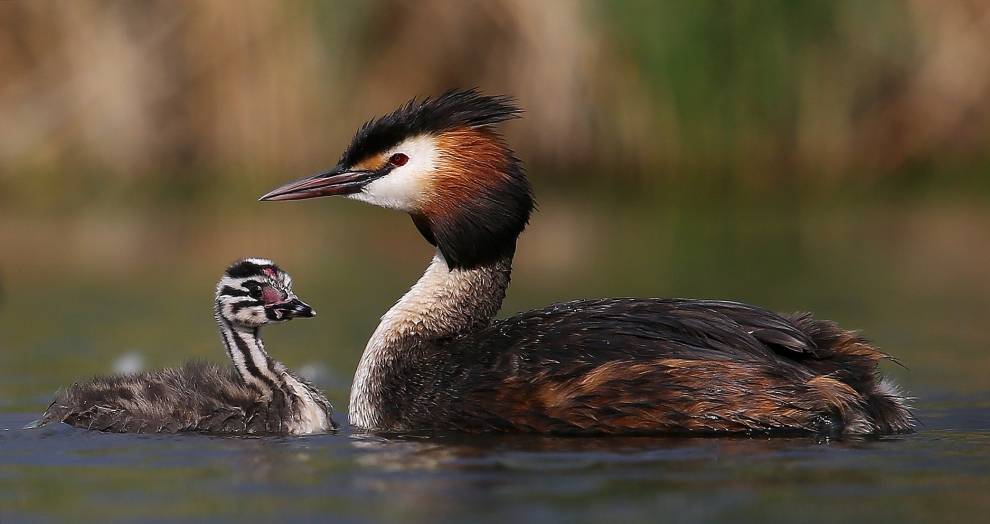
{"left": 41, "top": 259, "right": 335, "bottom": 435}
{"left": 346, "top": 254, "right": 910, "bottom": 435}
{"left": 262, "top": 90, "right": 915, "bottom": 436}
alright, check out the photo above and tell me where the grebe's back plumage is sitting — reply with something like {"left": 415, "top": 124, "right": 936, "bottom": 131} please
{"left": 363, "top": 297, "right": 912, "bottom": 435}
{"left": 261, "top": 90, "right": 915, "bottom": 436}
{"left": 41, "top": 259, "right": 336, "bottom": 435}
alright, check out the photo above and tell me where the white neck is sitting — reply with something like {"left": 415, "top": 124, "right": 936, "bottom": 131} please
{"left": 348, "top": 251, "right": 511, "bottom": 429}
{"left": 217, "top": 319, "right": 331, "bottom": 434}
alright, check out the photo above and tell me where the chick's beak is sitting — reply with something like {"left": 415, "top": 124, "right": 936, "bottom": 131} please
{"left": 259, "top": 166, "right": 379, "bottom": 201}
{"left": 271, "top": 298, "right": 316, "bottom": 319}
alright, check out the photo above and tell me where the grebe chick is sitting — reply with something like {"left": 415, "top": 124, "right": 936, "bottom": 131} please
{"left": 261, "top": 90, "right": 915, "bottom": 436}
{"left": 40, "top": 259, "right": 336, "bottom": 435}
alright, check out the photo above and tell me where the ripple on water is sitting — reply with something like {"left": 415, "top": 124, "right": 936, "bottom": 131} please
{"left": 1, "top": 400, "right": 989, "bottom": 524}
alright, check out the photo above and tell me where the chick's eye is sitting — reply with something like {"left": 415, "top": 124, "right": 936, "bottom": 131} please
{"left": 388, "top": 153, "right": 408, "bottom": 167}
{"left": 243, "top": 281, "right": 262, "bottom": 298}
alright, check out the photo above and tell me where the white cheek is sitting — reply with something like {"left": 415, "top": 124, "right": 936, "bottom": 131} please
{"left": 350, "top": 173, "right": 426, "bottom": 211}
{"left": 347, "top": 135, "right": 437, "bottom": 212}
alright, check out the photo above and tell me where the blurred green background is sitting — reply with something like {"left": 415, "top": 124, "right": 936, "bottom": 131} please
{"left": 1, "top": 0, "right": 988, "bottom": 413}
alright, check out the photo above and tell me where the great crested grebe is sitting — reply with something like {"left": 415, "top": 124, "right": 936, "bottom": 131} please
{"left": 261, "top": 90, "right": 915, "bottom": 436}
{"left": 40, "top": 259, "right": 336, "bottom": 435}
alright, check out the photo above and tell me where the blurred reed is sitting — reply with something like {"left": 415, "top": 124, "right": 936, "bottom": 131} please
{"left": 0, "top": 0, "right": 987, "bottom": 201}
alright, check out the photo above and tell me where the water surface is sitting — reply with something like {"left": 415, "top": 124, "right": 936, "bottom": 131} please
{"left": 2, "top": 198, "right": 988, "bottom": 522}
{"left": 1, "top": 398, "right": 988, "bottom": 523}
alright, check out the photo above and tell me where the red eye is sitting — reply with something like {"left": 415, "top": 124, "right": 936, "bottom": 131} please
{"left": 389, "top": 153, "right": 409, "bottom": 166}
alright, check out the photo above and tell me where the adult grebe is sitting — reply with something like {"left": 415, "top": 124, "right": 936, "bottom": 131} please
{"left": 40, "top": 259, "right": 336, "bottom": 435}
{"left": 260, "top": 90, "right": 914, "bottom": 436}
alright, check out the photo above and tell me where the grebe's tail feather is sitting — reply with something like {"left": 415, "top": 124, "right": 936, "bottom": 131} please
{"left": 865, "top": 378, "right": 916, "bottom": 434}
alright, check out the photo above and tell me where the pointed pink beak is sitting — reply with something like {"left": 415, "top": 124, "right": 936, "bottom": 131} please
{"left": 259, "top": 167, "right": 380, "bottom": 201}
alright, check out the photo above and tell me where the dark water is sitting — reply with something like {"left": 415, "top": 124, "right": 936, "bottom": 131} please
{"left": 2, "top": 398, "right": 988, "bottom": 524}
{"left": 2, "top": 198, "right": 989, "bottom": 522}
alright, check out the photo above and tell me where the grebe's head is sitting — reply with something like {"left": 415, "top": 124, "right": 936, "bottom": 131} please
{"left": 260, "top": 89, "right": 534, "bottom": 269}
{"left": 215, "top": 258, "right": 315, "bottom": 327}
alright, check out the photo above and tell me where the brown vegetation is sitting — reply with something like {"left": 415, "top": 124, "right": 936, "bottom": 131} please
{"left": 1, "top": 1, "right": 988, "bottom": 186}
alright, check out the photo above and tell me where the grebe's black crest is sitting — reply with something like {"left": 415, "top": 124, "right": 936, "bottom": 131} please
{"left": 340, "top": 89, "right": 522, "bottom": 167}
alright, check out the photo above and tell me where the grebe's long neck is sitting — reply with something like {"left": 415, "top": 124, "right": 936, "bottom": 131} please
{"left": 217, "top": 319, "right": 283, "bottom": 395}
{"left": 217, "top": 318, "right": 332, "bottom": 433}
{"left": 349, "top": 251, "right": 512, "bottom": 428}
